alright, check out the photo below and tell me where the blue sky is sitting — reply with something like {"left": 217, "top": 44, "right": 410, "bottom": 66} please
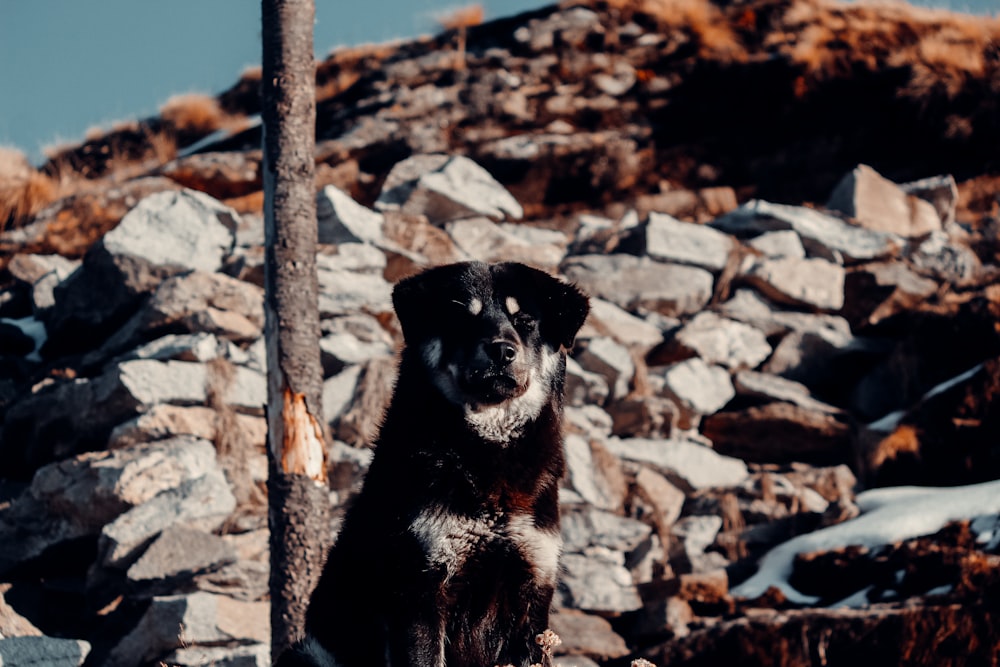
{"left": 0, "top": 0, "right": 548, "bottom": 164}
{"left": 0, "top": 0, "right": 992, "bottom": 164}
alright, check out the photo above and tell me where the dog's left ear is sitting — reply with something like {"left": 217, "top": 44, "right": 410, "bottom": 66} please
{"left": 521, "top": 267, "right": 589, "bottom": 350}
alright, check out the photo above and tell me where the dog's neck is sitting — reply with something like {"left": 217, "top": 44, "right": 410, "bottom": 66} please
{"left": 381, "top": 351, "right": 567, "bottom": 498}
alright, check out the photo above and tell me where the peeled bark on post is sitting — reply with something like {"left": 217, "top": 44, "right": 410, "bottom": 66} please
{"left": 261, "top": 0, "right": 330, "bottom": 660}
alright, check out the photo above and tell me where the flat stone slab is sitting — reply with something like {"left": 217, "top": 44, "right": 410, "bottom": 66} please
{"left": 713, "top": 199, "right": 902, "bottom": 263}
{"left": 743, "top": 256, "right": 845, "bottom": 311}
{"left": 604, "top": 437, "right": 749, "bottom": 491}
{"left": 561, "top": 254, "right": 714, "bottom": 316}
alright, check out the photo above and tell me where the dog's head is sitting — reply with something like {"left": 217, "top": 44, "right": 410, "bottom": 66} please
{"left": 393, "top": 262, "right": 589, "bottom": 433}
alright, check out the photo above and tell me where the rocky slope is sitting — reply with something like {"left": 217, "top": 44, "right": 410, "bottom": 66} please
{"left": 1, "top": 0, "right": 999, "bottom": 665}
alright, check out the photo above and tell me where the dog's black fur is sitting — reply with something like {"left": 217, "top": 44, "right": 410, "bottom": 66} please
{"left": 276, "top": 261, "right": 589, "bottom": 667}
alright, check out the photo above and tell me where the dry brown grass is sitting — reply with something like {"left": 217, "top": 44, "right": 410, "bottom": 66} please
{"left": 871, "top": 424, "right": 922, "bottom": 470}
{"left": 0, "top": 147, "right": 59, "bottom": 230}
{"left": 771, "top": 0, "right": 1000, "bottom": 94}
{"left": 599, "top": 0, "right": 745, "bottom": 58}
{"left": 160, "top": 92, "right": 231, "bottom": 136}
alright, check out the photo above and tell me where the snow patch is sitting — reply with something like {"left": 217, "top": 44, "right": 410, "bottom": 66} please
{"left": 730, "top": 479, "right": 1000, "bottom": 604}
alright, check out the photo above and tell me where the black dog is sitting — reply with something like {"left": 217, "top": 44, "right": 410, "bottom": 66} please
{"left": 277, "top": 261, "right": 589, "bottom": 667}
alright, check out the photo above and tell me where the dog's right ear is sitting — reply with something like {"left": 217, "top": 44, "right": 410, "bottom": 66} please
{"left": 392, "top": 271, "right": 431, "bottom": 343}
{"left": 392, "top": 262, "right": 477, "bottom": 342}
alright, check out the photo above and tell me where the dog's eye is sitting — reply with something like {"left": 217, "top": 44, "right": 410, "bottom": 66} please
{"left": 512, "top": 312, "right": 536, "bottom": 330}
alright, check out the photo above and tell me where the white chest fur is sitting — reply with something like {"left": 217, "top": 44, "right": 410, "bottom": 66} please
{"left": 410, "top": 506, "right": 562, "bottom": 586}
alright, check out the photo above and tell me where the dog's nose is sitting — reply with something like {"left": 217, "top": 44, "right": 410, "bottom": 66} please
{"left": 486, "top": 340, "right": 518, "bottom": 365}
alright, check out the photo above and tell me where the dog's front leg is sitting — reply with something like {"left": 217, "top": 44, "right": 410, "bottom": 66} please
{"left": 386, "top": 601, "right": 446, "bottom": 667}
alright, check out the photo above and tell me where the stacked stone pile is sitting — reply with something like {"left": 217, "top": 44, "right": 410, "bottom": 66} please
{"left": 2, "top": 148, "right": 998, "bottom": 665}
{"left": 2, "top": 0, "right": 999, "bottom": 662}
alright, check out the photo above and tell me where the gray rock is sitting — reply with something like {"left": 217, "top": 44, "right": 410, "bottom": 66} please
{"left": 322, "top": 365, "right": 364, "bottom": 425}
{"left": 121, "top": 333, "right": 226, "bottom": 364}
{"left": 0, "top": 584, "right": 41, "bottom": 638}
{"left": 901, "top": 174, "right": 959, "bottom": 228}
{"left": 561, "top": 506, "right": 652, "bottom": 554}
{"left": 513, "top": 7, "right": 602, "bottom": 51}
{"left": 581, "top": 298, "right": 664, "bottom": 349}
{"left": 0, "top": 636, "right": 90, "bottom": 667}
{"left": 7, "top": 253, "right": 81, "bottom": 315}
{"left": 548, "top": 611, "right": 630, "bottom": 661}
{"left": 127, "top": 525, "right": 237, "bottom": 592}
{"left": 715, "top": 288, "right": 853, "bottom": 338}
{"left": 108, "top": 405, "right": 265, "bottom": 451}
{"left": 7, "top": 253, "right": 80, "bottom": 287}
{"left": 747, "top": 230, "right": 806, "bottom": 259}
{"left": 110, "top": 359, "right": 266, "bottom": 413}
{"left": 643, "top": 212, "right": 734, "bottom": 271}
{"left": 86, "top": 271, "right": 264, "bottom": 367}
{"left": 593, "top": 61, "right": 637, "bottom": 97}
{"left": 742, "top": 256, "right": 845, "bottom": 311}
{"left": 827, "top": 164, "right": 941, "bottom": 238}
{"left": 0, "top": 436, "right": 219, "bottom": 574}
{"left": 608, "top": 394, "right": 678, "bottom": 439}
{"left": 193, "top": 559, "right": 270, "bottom": 603}
{"left": 575, "top": 337, "right": 634, "bottom": 400}
{"left": 564, "top": 357, "right": 611, "bottom": 408}
{"left": 316, "top": 253, "right": 393, "bottom": 317}
{"left": 634, "top": 467, "right": 687, "bottom": 535}
{"left": 657, "top": 358, "right": 735, "bottom": 426}
{"left": 564, "top": 435, "right": 626, "bottom": 511}
{"left": 105, "top": 592, "right": 268, "bottom": 667}
{"left": 559, "top": 551, "right": 643, "bottom": 613}
{"left": 561, "top": 254, "right": 713, "bottom": 316}
{"left": 908, "top": 229, "right": 982, "bottom": 284}
{"left": 317, "top": 243, "right": 387, "bottom": 274}
{"left": 445, "top": 217, "right": 564, "bottom": 268}
{"left": 99, "top": 468, "right": 236, "bottom": 568}
{"left": 604, "top": 437, "right": 749, "bottom": 492}
{"left": 564, "top": 405, "right": 614, "bottom": 440}
{"left": 762, "top": 325, "right": 879, "bottom": 390}
{"left": 376, "top": 154, "right": 523, "bottom": 223}
{"left": 843, "top": 260, "right": 939, "bottom": 327}
{"left": 162, "top": 644, "right": 269, "bottom": 667}
{"left": 654, "top": 311, "right": 771, "bottom": 371}
{"left": 702, "top": 402, "right": 853, "bottom": 465}
{"left": 670, "top": 515, "right": 725, "bottom": 573}
{"left": 316, "top": 185, "right": 385, "bottom": 245}
{"left": 733, "top": 370, "right": 841, "bottom": 414}
{"left": 103, "top": 189, "right": 238, "bottom": 279}
{"left": 713, "top": 199, "right": 902, "bottom": 263}
{"left": 45, "top": 190, "right": 239, "bottom": 354}
{"left": 320, "top": 332, "right": 392, "bottom": 376}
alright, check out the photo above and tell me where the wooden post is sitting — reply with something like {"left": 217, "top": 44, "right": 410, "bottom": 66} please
{"left": 260, "top": 0, "right": 330, "bottom": 660}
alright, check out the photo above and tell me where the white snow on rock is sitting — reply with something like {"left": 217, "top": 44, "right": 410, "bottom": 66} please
{"left": 730, "top": 478, "right": 1000, "bottom": 604}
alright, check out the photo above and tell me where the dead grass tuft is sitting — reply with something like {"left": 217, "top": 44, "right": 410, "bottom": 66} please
{"left": 770, "top": 0, "right": 1000, "bottom": 96}
{"left": 437, "top": 4, "right": 486, "bottom": 70}
{"left": 871, "top": 424, "right": 922, "bottom": 470}
{"left": 160, "top": 92, "right": 230, "bottom": 135}
{"left": 600, "top": 0, "right": 745, "bottom": 58}
{"left": 0, "top": 147, "right": 59, "bottom": 230}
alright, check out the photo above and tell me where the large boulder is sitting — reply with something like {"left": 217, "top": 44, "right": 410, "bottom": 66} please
{"left": 105, "top": 592, "right": 268, "bottom": 667}
{"left": 45, "top": 189, "right": 238, "bottom": 355}
{"left": 376, "top": 154, "right": 523, "bottom": 224}
{"left": 826, "top": 164, "right": 941, "bottom": 238}
{"left": 712, "top": 199, "right": 902, "bottom": 264}
{"left": 561, "top": 254, "right": 714, "bottom": 316}
{"left": 0, "top": 436, "right": 223, "bottom": 574}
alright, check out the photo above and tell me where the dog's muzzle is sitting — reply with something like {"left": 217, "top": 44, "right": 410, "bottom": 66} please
{"left": 459, "top": 339, "right": 527, "bottom": 405}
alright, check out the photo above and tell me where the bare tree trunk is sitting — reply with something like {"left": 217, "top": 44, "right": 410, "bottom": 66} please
{"left": 260, "top": 0, "right": 329, "bottom": 661}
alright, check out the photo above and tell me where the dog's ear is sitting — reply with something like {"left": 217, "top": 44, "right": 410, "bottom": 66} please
{"left": 511, "top": 265, "right": 589, "bottom": 350}
{"left": 392, "top": 269, "right": 435, "bottom": 342}
{"left": 392, "top": 262, "right": 476, "bottom": 342}
{"left": 544, "top": 278, "right": 590, "bottom": 350}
